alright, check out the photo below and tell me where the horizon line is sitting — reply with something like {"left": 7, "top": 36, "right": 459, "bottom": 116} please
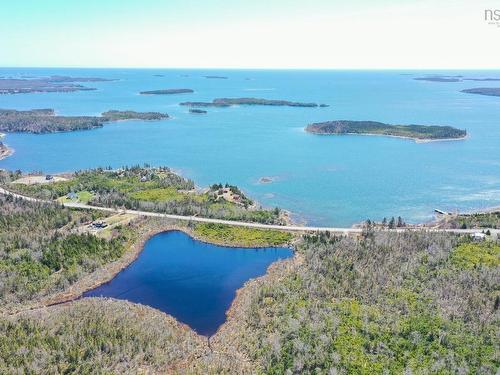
{"left": 1, "top": 66, "right": 500, "bottom": 71}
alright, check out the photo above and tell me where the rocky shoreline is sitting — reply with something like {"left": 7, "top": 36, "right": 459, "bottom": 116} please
{"left": 0, "top": 133, "right": 13, "bottom": 160}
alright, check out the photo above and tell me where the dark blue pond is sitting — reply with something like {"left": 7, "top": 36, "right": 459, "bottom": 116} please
{"left": 83, "top": 230, "right": 292, "bottom": 336}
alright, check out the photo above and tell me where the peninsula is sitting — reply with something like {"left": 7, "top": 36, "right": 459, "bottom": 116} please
{"left": 139, "top": 88, "right": 194, "bottom": 95}
{"left": 180, "top": 97, "right": 323, "bottom": 108}
{"left": 0, "top": 109, "right": 168, "bottom": 133}
{"left": 305, "top": 120, "right": 466, "bottom": 141}
{"left": 0, "top": 75, "right": 113, "bottom": 94}
{"left": 4, "top": 166, "right": 285, "bottom": 225}
{"left": 461, "top": 88, "right": 500, "bottom": 97}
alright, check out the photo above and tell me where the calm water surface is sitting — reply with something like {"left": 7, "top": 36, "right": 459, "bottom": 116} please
{"left": 1, "top": 68, "right": 499, "bottom": 225}
{"left": 83, "top": 231, "right": 292, "bottom": 336}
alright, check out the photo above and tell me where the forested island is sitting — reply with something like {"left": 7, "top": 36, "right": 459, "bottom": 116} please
{"left": 180, "top": 97, "right": 324, "bottom": 108}
{"left": 461, "top": 88, "right": 500, "bottom": 97}
{"left": 0, "top": 109, "right": 169, "bottom": 133}
{"left": 0, "top": 75, "right": 113, "bottom": 94}
{"left": 140, "top": 88, "right": 194, "bottom": 95}
{"left": 414, "top": 75, "right": 462, "bottom": 82}
{"left": 414, "top": 75, "right": 500, "bottom": 83}
{"left": 101, "top": 110, "right": 169, "bottom": 121}
{"left": 413, "top": 76, "right": 462, "bottom": 82}
{"left": 305, "top": 120, "right": 467, "bottom": 141}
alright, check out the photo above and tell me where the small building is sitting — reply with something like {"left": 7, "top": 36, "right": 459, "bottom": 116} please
{"left": 140, "top": 176, "right": 148, "bottom": 182}
{"left": 45, "top": 175, "right": 54, "bottom": 181}
{"left": 472, "top": 232, "right": 486, "bottom": 241}
{"left": 92, "top": 220, "right": 108, "bottom": 229}
{"left": 67, "top": 192, "right": 78, "bottom": 200}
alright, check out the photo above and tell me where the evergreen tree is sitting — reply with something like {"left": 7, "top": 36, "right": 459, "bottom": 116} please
{"left": 388, "top": 217, "right": 395, "bottom": 229}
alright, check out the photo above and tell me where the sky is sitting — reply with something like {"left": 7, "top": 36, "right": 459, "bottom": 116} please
{"left": 0, "top": 0, "right": 499, "bottom": 69}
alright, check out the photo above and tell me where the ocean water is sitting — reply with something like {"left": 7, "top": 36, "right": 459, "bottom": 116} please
{"left": 1, "top": 68, "right": 499, "bottom": 226}
{"left": 83, "top": 231, "right": 292, "bottom": 336}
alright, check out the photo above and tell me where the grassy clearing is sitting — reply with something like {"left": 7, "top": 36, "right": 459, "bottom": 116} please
{"left": 57, "top": 191, "right": 94, "bottom": 204}
{"left": 128, "top": 187, "right": 185, "bottom": 202}
{"left": 193, "top": 223, "right": 293, "bottom": 247}
{"left": 451, "top": 242, "right": 500, "bottom": 269}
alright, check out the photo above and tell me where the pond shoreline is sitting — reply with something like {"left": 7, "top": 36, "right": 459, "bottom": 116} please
{"left": 3, "top": 218, "right": 295, "bottom": 341}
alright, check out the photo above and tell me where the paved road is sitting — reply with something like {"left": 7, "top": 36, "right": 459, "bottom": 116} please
{"left": 1, "top": 186, "right": 498, "bottom": 236}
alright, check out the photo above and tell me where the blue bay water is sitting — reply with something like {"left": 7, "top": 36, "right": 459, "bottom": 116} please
{"left": 82, "top": 230, "right": 292, "bottom": 336}
{"left": 1, "top": 68, "right": 499, "bottom": 226}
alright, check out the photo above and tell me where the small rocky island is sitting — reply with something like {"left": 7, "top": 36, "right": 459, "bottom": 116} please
{"left": 204, "top": 75, "right": 228, "bottom": 79}
{"left": 180, "top": 97, "right": 325, "bottom": 108}
{"left": 0, "top": 75, "right": 114, "bottom": 94}
{"left": 189, "top": 109, "right": 207, "bottom": 114}
{"left": 461, "top": 88, "right": 500, "bottom": 97}
{"left": 140, "top": 88, "right": 194, "bottom": 95}
{"left": 305, "top": 120, "right": 466, "bottom": 141}
{"left": 0, "top": 109, "right": 168, "bottom": 133}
